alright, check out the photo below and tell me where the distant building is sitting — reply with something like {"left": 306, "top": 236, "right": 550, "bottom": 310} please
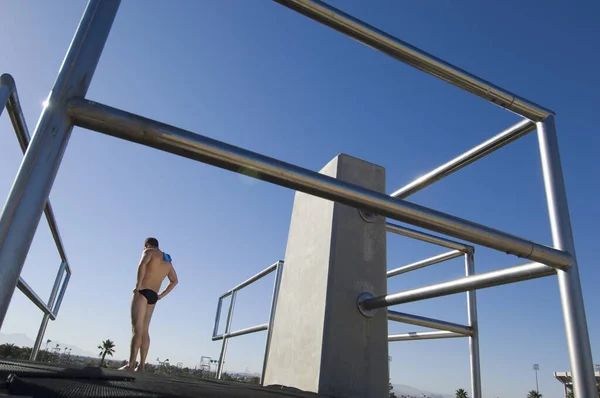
{"left": 554, "top": 370, "right": 600, "bottom": 397}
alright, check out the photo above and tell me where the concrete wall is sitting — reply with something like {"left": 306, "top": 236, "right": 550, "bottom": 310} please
{"left": 263, "top": 154, "right": 388, "bottom": 398}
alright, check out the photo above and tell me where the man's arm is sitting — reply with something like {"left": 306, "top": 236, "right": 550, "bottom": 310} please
{"left": 158, "top": 265, "right": 178, "bottom": 300}
{"left": 133, "top": 249, "right": 152, "bottom": 292}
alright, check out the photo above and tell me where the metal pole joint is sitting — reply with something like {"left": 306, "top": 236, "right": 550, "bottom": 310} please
{"left": 357, "top": 292, "right": 379, "bottom": 318}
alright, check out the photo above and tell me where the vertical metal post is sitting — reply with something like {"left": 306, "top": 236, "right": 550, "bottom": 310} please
{"left": 52, "top": 272, "right": 70, "bottom": 317}
{"left": 216, "top": 291, "right": 237, "bottom": 379}
{"left": 465, "top": 251, "right": 482, "bottom": 398}
{"left": 261, "top": 261, "right": 284, "bottom": 384}
{"left": 0, "top": 0, "right": 119, "bottom": 329}
{"left": 537, "top": 115, "right": 595, "bottom": 398}
{"left": 31, "top": 316, "right": 50, "bottom": 362}
{"left": 212, "top": 297, "right": 224, "bottom": 339}
{"left": 30, "top": 262, "right": 66, "bottom": 360}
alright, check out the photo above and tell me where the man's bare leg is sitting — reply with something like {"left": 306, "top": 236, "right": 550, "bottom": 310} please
{"left": 137, "top": 305, "right": 155, "bottom": 372}
{"left": 126, "top": 293, "right": 147, "bottom": 371}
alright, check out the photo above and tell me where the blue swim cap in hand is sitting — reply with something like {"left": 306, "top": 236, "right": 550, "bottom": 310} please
{"left": 163, "top": 252, "right": 172, "bottom": 262}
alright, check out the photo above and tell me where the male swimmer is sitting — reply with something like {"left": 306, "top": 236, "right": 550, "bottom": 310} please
{"left": 123, "top": 237, "right": 178, "bottom": 372}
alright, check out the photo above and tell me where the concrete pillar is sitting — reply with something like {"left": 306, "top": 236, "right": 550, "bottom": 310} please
{"left": 263, "top": 154, "right": 388, "bottom": 398}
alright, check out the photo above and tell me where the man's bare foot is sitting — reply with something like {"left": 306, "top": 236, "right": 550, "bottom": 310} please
{"left": 118, "top": 363, "right": 136, "bottom": 372}
{"left": 134, "top": 365, "right": 145, "bottom": 373}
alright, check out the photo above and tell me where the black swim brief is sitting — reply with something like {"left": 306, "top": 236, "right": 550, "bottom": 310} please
{"left": 138, "top": 289, "right": 158, "bottom": 305}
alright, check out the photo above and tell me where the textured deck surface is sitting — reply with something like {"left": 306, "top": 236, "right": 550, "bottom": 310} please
{"left": 0, "top": 360, "right": 328, "bottom": 398}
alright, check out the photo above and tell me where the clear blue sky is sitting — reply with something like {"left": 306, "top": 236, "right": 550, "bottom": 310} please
{"left": 1, "top": 0, "right": 599, "bottom": 397}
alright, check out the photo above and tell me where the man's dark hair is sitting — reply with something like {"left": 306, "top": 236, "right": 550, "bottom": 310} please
{"left": 145, "top": 237, "right": 159, "bottom": 248}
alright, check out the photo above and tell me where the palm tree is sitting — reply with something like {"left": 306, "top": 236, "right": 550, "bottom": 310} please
{"left": 20, "top": 346, "right": 32, "bottom": 360}
{"left": 456, "top": 388, "right": 468, "bottom": 398}
{"left": 527, "top": 390, "right": 542, "bottom": 398}
{"left": 0, "top": 343, "right": 16, "bottom": 358}
{"left": 97, "top": 339, "right": 115, "bottom": 367}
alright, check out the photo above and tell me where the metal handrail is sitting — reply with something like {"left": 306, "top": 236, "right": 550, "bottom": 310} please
{"left": 1, "top": 74, "right": 72, "bottom": 361}
{"left": 214, "top": 324, "right": 269, "bottom": 340}
{"left": 384, "top": 221, "right": 482, "bottom": 397}
{"left": 69, "top": 98, "right": 571, "bottom": 270}
{"left": 387, "top": 250, "right": 463, "bottom": 278}
{"left": 212, "top": 261, "right": 284, "bottom": 382}
{"left": 16, "top": 278, "right": 55, "bottom": 319}
{"left": 219, "top": 262, "right": 279, "bottom": 300}
{"left": 383, "top": 220, "right": 551, "bottom": 398}
{"left": 390, "top": 120, "right": 536, "bottom": 198}
{"left": 386, "top": 222, "right": 471, "bottom": 252}
{"left": 389, "top": 331, "right": 466, "bottom": 342}
{"left": 212, "top": 262, "right": 280, "bottom": 340}
{"left": 273, "top": 1, "right": 552, "bottom": 121}
{"left": 374, "top": 261, "right": 555, "bottom": 310}
{"left": 388, "top": 310, "right": 472, "bottom": 336}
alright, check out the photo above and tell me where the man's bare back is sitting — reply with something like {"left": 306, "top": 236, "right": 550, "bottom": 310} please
{"left": 135, "top": 248, "right": 177, "bottom": 302}
{"left": 124, "top": 237, "right": 178, "bottom": 372}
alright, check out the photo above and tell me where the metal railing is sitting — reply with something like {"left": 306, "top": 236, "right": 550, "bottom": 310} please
{"left": 0, "top": 1, "right": 595, "bottom": 397}
{"left": 212, "top": 261, "right": 283, "bottom": 383}
{"left": 1, "top": 74, "right": 72, "bottom": 361}
{"left": 383, "top": 222, "right": 480, "bottom": 397}
{"left": 68, "top": 98, "right": 571, "bottom": 271}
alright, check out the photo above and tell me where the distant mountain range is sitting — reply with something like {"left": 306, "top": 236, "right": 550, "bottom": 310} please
{"left": 0, "top": 333, "right": 96, "bottom": 358}
{"left": 392, "top": 384, "right": 452, "bottom": 398}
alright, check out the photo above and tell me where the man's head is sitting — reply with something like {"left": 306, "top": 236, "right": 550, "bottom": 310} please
{"left": 144, "top": 237, "right": 159, "bottom": 249}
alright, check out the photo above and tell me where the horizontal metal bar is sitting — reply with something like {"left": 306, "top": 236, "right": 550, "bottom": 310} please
{"left": 274, "top": 1, "right": 553, "bottom": 121}
{"left": 69, "top": 99, "right": 571, "bottom": 269}
{"left": 16, "top": 277, "right": 55, "bottom": 320}
{"left": 225, "top": 262, "right": 279, "bottom": 296}
{"left": 0, "top": 74, "right": 70, "bottom": 266}
{"left": 212, "top": 323, "right": 269, "bottom": 341}
{"left": 389, "top": 330, "right": 466, "bottom": 342}
{"left": 218, "top": 291, "right": 232, "bottom": 301}
{"left": 391, "top": 119, "right": 537, "bottom": 198}
{"left": 387, "top": 250, "right": 463, "bottom": 278}
{"left": 388, "top": 310, "right": 472, "bottom": 336}
{"left": 386, "top": 222, "right": 471, "bottom": 252}
{"left": 365, "top": 262, "right": 556, "bottom": 310}
{"left": 228, "top": 323, "right": 269, "bottom": 338}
